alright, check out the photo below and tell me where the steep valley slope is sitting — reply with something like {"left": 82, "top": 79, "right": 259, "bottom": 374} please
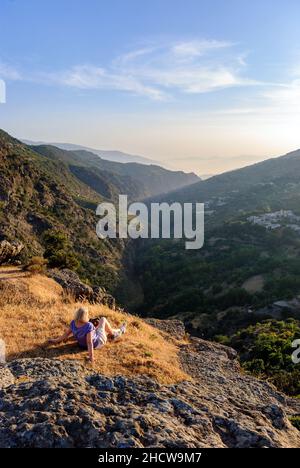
{"left": 0, "top": 129, "right": 199, "bottom": 307}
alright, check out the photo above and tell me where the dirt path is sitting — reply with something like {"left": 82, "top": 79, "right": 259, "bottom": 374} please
{"left": 0, "top": 266, "right": 27, "bottom": 281}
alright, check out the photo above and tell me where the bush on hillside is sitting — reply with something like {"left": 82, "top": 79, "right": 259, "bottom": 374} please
{"left": 23, "top": 256, "right": 48, "bottom": 275}
{"left": 229, "top": 319, "right": 300, "bottom": 396}
{"left": 42, "top": 230, "right": 80, "bottom": 270}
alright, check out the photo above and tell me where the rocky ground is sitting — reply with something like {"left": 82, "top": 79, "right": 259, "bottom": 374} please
{"left": 0, "top": 240, "right": 23, "bottom": 265}
{"left": 0, "top": 320, "right": 299, "bottom": 448}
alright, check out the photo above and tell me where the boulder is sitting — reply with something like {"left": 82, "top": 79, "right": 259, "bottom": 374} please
{"left": 0, "top": 240, "right": 24, "bottom": 265}
{"left": 48, "top": 268, "right": 93, "bottom": 299}
{"left": 47, "top": 269, "right": 116, "bottom": 308}
{"left": 92, "top": 286, "right": 116, "bottom": 309}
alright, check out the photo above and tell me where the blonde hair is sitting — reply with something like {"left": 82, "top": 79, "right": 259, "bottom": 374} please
{"left": 74, "top": 307, "right": 89, "bottom": 323}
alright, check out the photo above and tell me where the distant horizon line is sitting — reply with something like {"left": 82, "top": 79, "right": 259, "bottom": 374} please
{"left": 2, "top": 128, "right": 299, "bottom": 180}
{"left": 23, "top": 135, "right": 298, "bottom": 178}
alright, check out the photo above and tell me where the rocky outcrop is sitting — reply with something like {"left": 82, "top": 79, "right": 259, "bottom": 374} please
{"left": 92, "top": 286, "right": 116, "bottom": 309}
{"left": 145, "top": 318, "right": 186, "bottom": 340}
{"left": 0, "top": 240, "right": 24, "bottom": 265}
{"left": 47, "top": 269, "right": 116, "bottom": 309}
{"left": 0, "top": 330, "right": 299, "bottom": 448}
{"left": 48, "top": 269, "right": 93, "bottom": 298}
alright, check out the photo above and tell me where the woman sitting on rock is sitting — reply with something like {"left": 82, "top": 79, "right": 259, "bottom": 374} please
{"left": 48, "top": 307, "right": 126, "bottom": 363}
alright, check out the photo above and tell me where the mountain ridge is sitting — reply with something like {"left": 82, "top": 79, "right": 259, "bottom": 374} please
{"left": 0, "top": 129, "right": 128, "bottom": 297}
{"left": 31, "top": 143, "right": 199, "bottom": 199}
{"left": 23, "top": 139, "right": 165, "bottom": 166}
{"left": 152, "top": 148, "right": 300, "bottom": 204}
{"left": 1, "top": 129, "right": 300, "bottom": 446}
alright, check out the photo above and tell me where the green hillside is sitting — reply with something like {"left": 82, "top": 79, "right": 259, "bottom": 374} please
{"left": 32, "top": 145, "right": 199, "bottom": 200}
{"left": 135, "top": 148, "right": 300, "bottom": 333}
{"left": 0, "top": 129, "right": 199, "bottom": 305}
{"left": 157, "top": 149, "right": 300, "bottom": 204}
{"left": 0, "top": 130, "right": 126, "bottom": 294}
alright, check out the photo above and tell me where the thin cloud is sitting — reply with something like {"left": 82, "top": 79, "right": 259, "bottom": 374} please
{"left": 0, "top": 62, "right": 21, "bottom": 80}
{"left": 49, "top": 64, "right": 168, "bottom": 101}
{"left": 263, "top": 79, "right": 300, "bottom": 109}
{"left": 171, "top": 39, "right": 233, "bottom": 59}
{"left": 108, "top": 39, "right": 251, "bottom": 96}
{"left": 22, "top": 39, "right": 263, "bottom": 100}
{"left": 0, "top": 40, "right": 290, "bottom": 102}
{"left": 211, "top": 74, "right": 300, "bottom": 118}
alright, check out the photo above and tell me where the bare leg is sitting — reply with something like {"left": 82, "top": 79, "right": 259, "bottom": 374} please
{"left": 98, "top": 317, "right": 118, "bottom": 337}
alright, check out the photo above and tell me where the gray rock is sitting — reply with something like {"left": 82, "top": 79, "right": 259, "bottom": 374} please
{"left": 0, "top": 240, "right": 24, "bottom": 265}
{"left": 145, "top": 319, "right": 186, "bottom": 340}
{"left": 47, "top": 268, "right": 93, "bottom": 299}
{"left": 0, "top": 342, "right": 299, "bottom": 448}
{"left": 47, "top": 269, "right": 115, "bottom": 308}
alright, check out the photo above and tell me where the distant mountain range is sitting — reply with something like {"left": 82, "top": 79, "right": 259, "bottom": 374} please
{"left": 153, "top": 148, "right": 300, "bottom": 205}
{"left": 23, "top": 139, "right": 162, "bottom": 166}
{"left": 30, "top": 144, "right": 199, "bottom": 200}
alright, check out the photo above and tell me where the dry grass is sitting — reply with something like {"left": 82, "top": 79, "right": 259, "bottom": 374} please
{"left": 0, "top": 268, "right": 189, "bottom": 384}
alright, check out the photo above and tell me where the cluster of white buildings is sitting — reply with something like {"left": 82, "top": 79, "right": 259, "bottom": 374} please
{"left": 247, "top": 210, "right": 300, "bottom": 231}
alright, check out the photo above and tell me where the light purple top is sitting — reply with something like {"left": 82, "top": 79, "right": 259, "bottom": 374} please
{"left": 70, "top": 320, "right": 100, "bottom": 349}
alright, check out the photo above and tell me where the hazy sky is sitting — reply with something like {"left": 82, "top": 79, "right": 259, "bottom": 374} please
{"left": 1, "top": 0, "right": 300, "bottom": 175}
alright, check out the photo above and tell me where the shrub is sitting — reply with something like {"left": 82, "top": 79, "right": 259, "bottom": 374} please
{"left": 214, "top": 335, "right": 230, "bottom": 345}
{"left": 46, "top": 250, "right": 80, "bottom": 270}
{"left": 23, "top": 256, "right": 48, "bottom": 275}
{"left": 42, "top": 230, "right": 80, "bottom": 270}
{"left": 229, "top": 319, "right": 300, "bottom": 396}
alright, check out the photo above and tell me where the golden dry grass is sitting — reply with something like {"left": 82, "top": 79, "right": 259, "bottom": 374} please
{"left": 0, "top": 268, "right": 189, "bottom": 384}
